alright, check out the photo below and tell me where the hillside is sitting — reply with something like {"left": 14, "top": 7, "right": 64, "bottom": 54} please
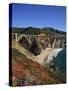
{"left": 10, "top": 27, "right": 25, "bottom": 33}
{"left": 10, "top": 27, "right": 66, "bottom": 37}
{"left": 10, "top": 48, "right": 59, "bottom": 86}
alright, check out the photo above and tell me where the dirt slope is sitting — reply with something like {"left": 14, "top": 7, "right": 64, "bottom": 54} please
{"left": 10, "top": 48, "right": 59, "bottom": 86}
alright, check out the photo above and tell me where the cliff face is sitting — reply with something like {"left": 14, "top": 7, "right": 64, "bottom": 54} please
{"left": 11, "top": 48, "right": 58, "bottom": 86}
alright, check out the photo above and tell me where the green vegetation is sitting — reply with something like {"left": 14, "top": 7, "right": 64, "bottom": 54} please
{"left": 10, "top": 27, "right": 66, "bottom": 36}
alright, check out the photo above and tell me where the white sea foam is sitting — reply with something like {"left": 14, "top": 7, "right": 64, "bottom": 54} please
{"left": 45, "top": 48, "right": 63, "bottom": 65}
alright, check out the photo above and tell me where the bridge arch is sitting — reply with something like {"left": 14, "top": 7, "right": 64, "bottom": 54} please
{"left": 17, "top": 34, "right": 28, "bottom": 42}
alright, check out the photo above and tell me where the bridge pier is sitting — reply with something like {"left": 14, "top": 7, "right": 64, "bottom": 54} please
{"left": 48, "top": 37, "right": 51, "bottom": 48}
{"left": 57, "top": 39, "right": 61, "bottom": 48}
{"left": 52, "top": 38, "right": 56, "bottom": 48}
{"left": 15, "top": 33, "right": 18, "bottom": 42}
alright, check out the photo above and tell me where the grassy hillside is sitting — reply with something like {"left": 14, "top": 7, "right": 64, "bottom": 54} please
{"left": 10, "top": 48, "right": 59, "bottom": 86}
{"left": 9, "top": 27, "right": 25, "bottom": 33}
{"left": 10, "top": 27, "right": 66, "bottom": 37}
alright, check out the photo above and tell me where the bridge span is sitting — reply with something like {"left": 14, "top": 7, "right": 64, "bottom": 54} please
{"left": 11, "top": 33, "right": 66, "bottom": 48}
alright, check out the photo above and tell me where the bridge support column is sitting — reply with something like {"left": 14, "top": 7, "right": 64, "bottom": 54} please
{"left": 62, "top": 39, "right": 65, "bottom": 48}
{"left": 48, "top": 37, "right": 51, "bottom": 48}
{"left": 57, "top": 39, "right": 61, "bottom": 47}
{"left": 52, "top": 38, "right": 56, "bottom": 48}
{"left": 15, "top": 33, "right": 18, "bottom": 42}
